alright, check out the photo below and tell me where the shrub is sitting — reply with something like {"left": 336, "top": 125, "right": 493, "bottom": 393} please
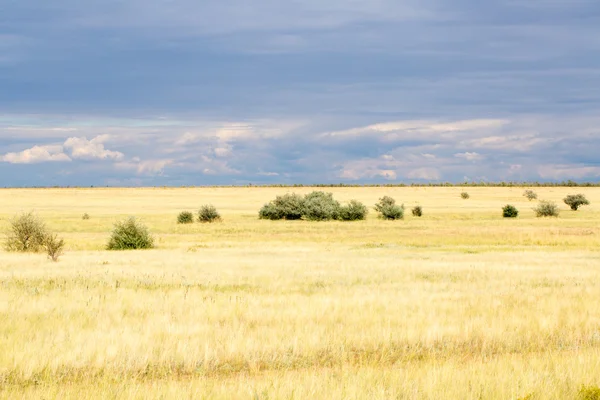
{"left": 44, "top": 233, "right": 65, "bottom": 262}
{"left": 523, "top": 190, "right": 538, "bottom": 201}
{"left": 564, "top": 194, "right": 590, "bottom": 211}
{"left": 272, "top": 193, "right": 305, "bottom": 220}
{"left": 461, "top": 192, "right": 470, "bottom": 199}
{"left": 337, "top": 200, "right": 368, "bottom": 221}
{"left": 302, "top": 191, "right": 341, "bottom": 221}
{"left": 4, "top": 212, "right": 48, "bottom": 252}
{"left": 82, "top": 213, "right": 90, "bottom": 220}
{"left": 534, "top": 201, "right": 560, "bottom": 217}
{"left": 259, "top": 203, "right": 283, "bottom": 220}
{"left": 412, "top": 206, "right": 423, "bottom": 217}
{"left": 502, "top": 204, "right": 519, "bottom": 218}
{"left": 374, "top": 196, "right": 404, "bottom": 220}
{"left": 107, "top": 217, "right": 154, "bottom": 250}
{"left": 177, "top": 211, "right": 194, "bottom": 224}
{"left": 198, "top": 205, "right": 222, "bottom": 223}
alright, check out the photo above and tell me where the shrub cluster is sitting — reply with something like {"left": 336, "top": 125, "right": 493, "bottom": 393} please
{"left": 502, "top": 204, "right": 519, "bottom": 218}
{"left": 4, "top": 212, "right": 65, "bottom": 261}
{"left": 563, "top": 194, "right": 590, "bottom": 211}
{"left": 177, "top": 211, "right": 194, "bottom": 224}
{"left": 198, "top": 204, "right": 222, "bottom": 223}
{"left": 523, "top": 190, "right": 538, "bottom": 201}
{"left": 259, "top": 191, "right": 368, "bottom": 221}
{"left": 534, "top": 201, "right": 560, "bottom": 217}
{"left": 107, "top": 217, "right": 154, "bottom": 250}
{"left": 374, "top": 196, "right": 404, "bottom": 220}
{"left": 460, "top": 192, "right": 470, "bottom": 199}
{"left": 411, "top": 206, "right": 423, "bottom": 217}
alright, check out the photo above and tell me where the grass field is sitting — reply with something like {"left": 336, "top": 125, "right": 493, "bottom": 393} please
{"left": 1, "top": 187, "right": 600, "bottom": 399}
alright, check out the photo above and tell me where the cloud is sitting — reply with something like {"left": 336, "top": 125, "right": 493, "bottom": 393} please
{"left": 115, "top": 158, "right": 174, "bottom": 175}
{"left": 454, "top": 152, "right": 484, "bottom": 161}
{"left": 63, "top": 135, "right": 124, "bottom": 161}
{"left": 1, "top": 145, "right": 71, "bottom": 164}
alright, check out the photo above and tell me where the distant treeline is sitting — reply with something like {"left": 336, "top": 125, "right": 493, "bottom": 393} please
{"left": 7, "top": 180, "right": 600, "bottom": 189}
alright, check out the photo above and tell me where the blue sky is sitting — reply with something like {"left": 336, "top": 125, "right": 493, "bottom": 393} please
{"left": 1, "top": 0, "right": 600, "bottom": 186}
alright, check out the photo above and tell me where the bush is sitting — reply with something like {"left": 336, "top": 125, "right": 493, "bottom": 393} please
{"left": 502, "top": 204, "right": 519, "bottom": 218}
{"left": 302, "top": 191, "right": 340, "bottom": 221}
{"left": 374, "top": 196, "right": 404, "bottom": 220}
{"left": 44, "top": 233, "right": 65, "bottom": 262}
{"left": 564, "top": 194, "right": 590, "bottom": 211}
{"left": 177, "top": 211, "right": 194, "bottom": 224}
{"left": 461, "top": 192, "right": 470, "bottom": 199}
{"left": 534, "top": 201, "right": 560, "bottom": 217}
{"left": 107, "top": 217, "right": 154, "bottom": 250}
{"left": 259, "top": 202, "right": 283, "bottom": 220}
{"left": 412, "top": 206, "right": 423, "bottom": 217}
{"left": 272, "top": 193, "right": 305, "bottom": 220}
{"left": 198, "top": 205, "right": 221, "bottom": 223}
{"left": 337, "top": 200, "right": 368, "bottom": 221}
{"left": 82, "top": 213, "right": 90, "bottom": 220}
{"left": 4, "top": 212, "right": 48, "bottom": 252}
{"left": 523, "top": 190, "right": 538, "bottom": 201}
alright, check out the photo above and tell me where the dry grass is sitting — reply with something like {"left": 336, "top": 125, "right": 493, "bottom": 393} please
{"left": 1, "top": 187, "right": 600, "bottom": 399}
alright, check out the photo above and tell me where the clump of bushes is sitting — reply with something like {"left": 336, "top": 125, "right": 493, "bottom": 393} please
{"left": 107, "top": 217, "right": 154, "bottom": 250}
{"left": 198, "top": 205, "right": 222, "bottom": 223}
{"left": 82, "top": 213, "right": 91, "bottom": 220}
{"left": 534, "top": 201, "right": 560, "bottom": 217}
{"left": 4, "top": 212, "right": 66, "bottom": 261}
{"left": 502, "top": 204, "right": 519, "bottom": 218}
{"left": 258, "top": 191, "right": 368, "bottom": 221}
{"left": 338, "top": 200, "right": 369, "bottom": 221}
{"left": 303, "top": 191, "right": 341, "bottom": 221}
{"left": 412, "top": 206, "right": 423, "bottom": 217}
{"left": 523, "top": 190, "right": 538, "bottom": 201}
{"left": 374, "top": 196, "right": 404, "bottom": 220}
{"left": 564, "top": 194, "right": 590, "bottom": 211}
{"left": 461, "top": 192, "right": 470, "bottom": 199}
{"left": 177, "top": 211, "right": 194, "bottom": 224}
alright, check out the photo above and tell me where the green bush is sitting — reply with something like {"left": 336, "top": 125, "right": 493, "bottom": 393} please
{"left": 258, "top": 202, "right": 283, "bottom": 220}
{"left": 564, "top": 194, "right": 590, "bottom": 211}
{"left": 461, "top": 192, "right": 470, "bottom": 199}
{"left": 4, "top": 212, "right": 48, "bottom": 252}
{"left": 107, "top": 217, "right": 154, "bottom": 250}
{"left": 374, "top": 196, "right": 404, "bottom": 220}
{"left": 177, "top": 211, "right": 194, "bottom": 224}
{"left": 272, "top": 193, "right": 305, "bottom": 220}
{"left": 337, "top": 200, "right": 368, "bottom": 221}
{"left": 502, "top": 204, "right": 519, "bottom": 218}
{"left": 198, "top": 205, "right": 222, "bottom": 223}
{"left": 523, "top": 190, "right": 538, "bottom": 201}
{"left": 534, "top": 201, "right": 560, "bottom": 217}
{"left": 82, "top": 213, "right": 90, "bottom": 220}
{"left": 44, "top": 233, "right": 65, "bottom": 262}
{"left": 411, "top": 206, "right": 423, "bottom": 217}
{"left": 302, "top": 191, "right": 341, "bottom": 221}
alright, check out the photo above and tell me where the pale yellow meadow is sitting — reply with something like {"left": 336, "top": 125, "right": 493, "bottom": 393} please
{"left": 1, "top": 187, "right": 600, "bottom": 399}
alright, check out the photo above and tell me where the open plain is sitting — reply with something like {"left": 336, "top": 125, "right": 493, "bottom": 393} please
{"left": 1, "top": 187, "right": 600, "bottom": 399}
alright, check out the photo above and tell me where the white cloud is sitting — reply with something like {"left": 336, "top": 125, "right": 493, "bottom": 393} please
{"left": 454, "top": 152, "right": 484, "bottom": 161}
{"left": 406, "top": 167, "right": 440, "bottom": 180}
{"left": 63, "top": 135, "right": 124, "bottom": 161}
{"left": 1, "top": 145, "right": 71, "bottom": 164}
{"left": 537, "top": 165, "right": 600, "bottom": 180}
{"left": 115, "top": 159, "right": 173, "bottom": 175}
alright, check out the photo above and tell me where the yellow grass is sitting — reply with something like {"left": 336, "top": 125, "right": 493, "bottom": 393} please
{"left": 1, "top": 187, "right": 600, "bottom": 399}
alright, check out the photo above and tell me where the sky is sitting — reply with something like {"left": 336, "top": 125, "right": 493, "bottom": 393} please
{"left": 1, "top": 0, "right": 600, "bottom": 186}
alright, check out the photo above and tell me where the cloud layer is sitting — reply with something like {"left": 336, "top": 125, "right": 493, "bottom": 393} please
{"left": 1, "top": 0, "right": 600, "bottom": 185}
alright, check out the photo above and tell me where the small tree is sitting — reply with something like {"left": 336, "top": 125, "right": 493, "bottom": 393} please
{"left": 502, "top": 204, "right": 519, "bottom": 218}
{"left": 198, "top": 205, "right": 222, "bottom": 223}
{"left": 302, "top": 191, "right": 341, "bottom": 221}
{"left": 411, "top": 206, "right": 423, "bottom": 217}
{"left": 523, "top": 190, "right": 538, "bottom": 201}
{"left": 563, "top": 194, "right": 590, "bottom": 211}
{"left": 337, "top": 200, "right": 368, "bottom": 221}
{"left": 534, "top": 201, "right": 560, "bottom": 217}
{"left": 107, "top": 217, "right": 154, "bottom": 250}
{"left": 374, "top": 196, "right": 404, "bottom": 220}
{"left": 44, "top": 233, "right": 65, "bottom": 262}
{"left": 177, "top": 211, "right": 194, "bottom": 224}
{"left": 461, "top": 192, "right": 470, "bottom": 199}
{"left": 4, "top": 212, "right": 48, "bottom": 252}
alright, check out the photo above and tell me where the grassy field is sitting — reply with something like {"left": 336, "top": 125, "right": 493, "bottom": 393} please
{"left": 1, "top": 187, "right": 600, "bottom": 399}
